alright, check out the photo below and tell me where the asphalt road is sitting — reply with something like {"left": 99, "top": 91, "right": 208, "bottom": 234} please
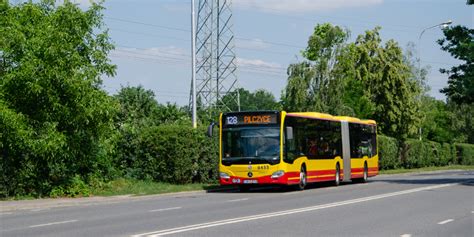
{"left": 1, "top": 170, "right": 473, "bottom": 237}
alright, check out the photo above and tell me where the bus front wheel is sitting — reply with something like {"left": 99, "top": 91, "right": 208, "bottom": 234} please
{"left": 297, "top": 166, "right": 307, "bottom": 191}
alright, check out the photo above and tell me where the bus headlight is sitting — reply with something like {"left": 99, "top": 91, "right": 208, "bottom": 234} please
{"left": 220, "top": 172, "right": 230, "bottom": 179}
{"left": 271, "top": 170, "right": 285, "bottom": 179}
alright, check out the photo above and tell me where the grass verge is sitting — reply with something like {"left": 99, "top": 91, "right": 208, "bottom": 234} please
{"left": 90, "top": 179, "right": 221, "bottom": 197}
{"left": 379, "top": 165, "right": 474, "bottom": 175}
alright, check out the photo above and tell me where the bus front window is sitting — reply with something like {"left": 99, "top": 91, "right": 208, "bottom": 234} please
{"left": 222, "top": 127, "right": 280, "bottom": 165}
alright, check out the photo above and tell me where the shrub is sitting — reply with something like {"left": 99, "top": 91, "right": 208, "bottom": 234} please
{"left": 119, "top": 124, "right": 219, "bottom": 184}
{"left": 378, "top": 135, "right": 400, "bottom": 170}
{"left": 402, "top": 139, "right": 425, "bottom": 168}
{"left": 455, "top": 143, "right": 474, "bottom": 165}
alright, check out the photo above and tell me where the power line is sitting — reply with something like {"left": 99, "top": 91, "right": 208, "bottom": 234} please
{"left": 110, "top": 53, "right": 288, "bottom": 77}
{"left": 105, "top": 17, "right": 188, "bottom": 32}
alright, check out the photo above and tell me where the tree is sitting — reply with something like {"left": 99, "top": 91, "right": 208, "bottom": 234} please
{"left": 353, "top": 28, "right": 422, "bottom": 139}
{"left": 115, "top": 85, "right": 160, "bottom": 126}
{"left": 282, "top": 23, "right": 352, "bottom": 114}
{"left": 221, "top": 88, "right": 280, "bottom": 111}
{"left": 282, "top": 24, "right": 423, "bottom": 139}
{"left": 438, "top": 25, "right": 474, "bottom": 104}
{"left": 0, "top": 0, "right": 117, "bottom": 197}
{"left": 419, "top": 96, "right": 458, "bottom": 143}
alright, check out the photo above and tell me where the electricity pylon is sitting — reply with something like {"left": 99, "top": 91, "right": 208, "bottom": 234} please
{"left": 190, "top": 0, "right": 239, "bottom": 115}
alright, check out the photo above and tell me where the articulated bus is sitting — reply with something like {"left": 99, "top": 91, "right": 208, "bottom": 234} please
{"left": 209, "top": 111, "right": 378, "bottom": 191}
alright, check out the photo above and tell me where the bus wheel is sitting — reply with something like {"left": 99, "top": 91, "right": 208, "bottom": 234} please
{"left": 362, "top": 163, "right": 368, "bottom": 183}
{"left": 297, "top": 166, "right": 307, "bottom": 191}
{"left": 334, "top": 164, "right": 340, "bottom": 186}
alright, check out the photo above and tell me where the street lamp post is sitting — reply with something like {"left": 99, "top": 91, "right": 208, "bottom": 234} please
{"left": 417, "top": 20, "right": 453, "bottom": 140}
{"left": 418, "top": 20, "right": 453, "bottom": 41}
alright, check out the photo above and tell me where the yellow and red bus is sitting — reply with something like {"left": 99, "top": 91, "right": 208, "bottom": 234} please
{"left": 209, "top": 111, "right": 378, "bottom": 191}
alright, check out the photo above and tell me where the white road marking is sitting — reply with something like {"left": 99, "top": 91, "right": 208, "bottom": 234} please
{"left": 471, "top": 211, "right": 474, "bottom": 214}
{"left": 131, "top": 183, "right": 456, "bottom": 237}
{"left": 226, "top": 198, "right": 249, "bottom": 202}
{"left": 29, "top": 219, "right": 78, "bottom": 228}
{"left": 149, "top": 207, "right": 182, "bottom": 213}
{"left": 437, "top": 219, "right": 454, "bottom": 225}
{"left": 400, "top": 234, "right": 412, "bottom": 237}
{"left": 31, "top": 208, "right": 49, "bottom": 212}
{"left": 0, "top": 212, "right": 13, "bottom": 215}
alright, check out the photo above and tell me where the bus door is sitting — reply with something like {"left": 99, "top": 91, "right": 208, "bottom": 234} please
{"left": 341, "top": 121, "right": 351, "bottom": 181}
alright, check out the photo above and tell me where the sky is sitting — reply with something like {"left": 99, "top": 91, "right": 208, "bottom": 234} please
{"left": 76, "top": 0, "right": 472, "bottom": 106}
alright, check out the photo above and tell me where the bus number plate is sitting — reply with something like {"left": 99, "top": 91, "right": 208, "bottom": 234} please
{"left": 243, "top": 180, "right": 258, "bottom": 184}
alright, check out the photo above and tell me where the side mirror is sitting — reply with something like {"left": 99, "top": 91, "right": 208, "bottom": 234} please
{"left": 207, "top": 122, "right": 217, "bottom": 137}
{"left": 286, "top": 126, "right": 293, "bottom": 140}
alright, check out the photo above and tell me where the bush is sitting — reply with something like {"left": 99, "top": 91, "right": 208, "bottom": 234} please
{"left": 402, "top": 139, "right": 425, "bottom": 168}
{"left": 116, "top": 124, "right": 219, "bottom": 184}
{"left": 455, "top": 143, "right": 474, "bottom": 165}
{"left": 378, "top": 135, "right": 400, "bottom": 170}
{"left": 438, "top": 143, "right": 455, "bottom": 166}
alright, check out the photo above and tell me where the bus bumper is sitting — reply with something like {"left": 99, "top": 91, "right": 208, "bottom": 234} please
{"left": 219, "top": 172, "right": 300, "bottom": 186}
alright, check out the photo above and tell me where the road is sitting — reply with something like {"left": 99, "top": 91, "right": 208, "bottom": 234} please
{"left": 1, "top": 170, "right": 473, "bottom": 237}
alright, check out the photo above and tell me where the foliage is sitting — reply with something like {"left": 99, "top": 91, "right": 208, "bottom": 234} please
{"left": 115, "top": 85, "right": 191, "bottom": 126}
{"left": 0, "top": 0, "right": 117, "bottom": 197}
{"left": 281, "top": 23, "right": 353, "bottom": 115}
{"left": 378, "top": 135, "right": 400, "bottom": 170}
{"left": 401, "top": 140, "right": 457, "bottom": 168}
{"left": 404, "top": 42, "right": 430, "bottom": 93}
{"left": 119, "top": 125, "right": 218, "bottom": 184}
{"left": 353, "top": 28, "right": 422, "bottom": 139}
{"left": 438, "top": 25, "right": 474, "bottom": 104}
{"left": 282, "top": 24, "right": 423, "bottom": 140}
{"left": 115, "top": 85, "right": 160, "bottom": 126}
{"left": 113, "top": 86, "right": 193, "bottom": 179}
{"left": 419, "top": 96, "right": 457, "bottom": 143}
{"left": 448, "top": 103, "right": 474, "bottom": 144}
{"left": 455, "top": 143, "right": 474, "bottom": 165}
{"left": 221, "top": 88, "right": 280, "bottom": 111}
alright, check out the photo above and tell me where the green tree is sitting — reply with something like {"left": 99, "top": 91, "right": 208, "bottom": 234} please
{"left": 438, "top": 25, "right": 473, "bottom": 104}
{"left": 221, "top": 88, "right": 280, "bottom": 111}
{"left": 113, "top": 85, "right": 191, "bottom": 177}
{"left": 115, "top": 85, "right": 160, "bottom": 126}
{"left": 0, "top": 0, "right": 117, "bottom": 197}
{"left": 282, "top": 23, "right": 352, "bottom": 114}
{"left": 448, "top": 103, "right": 474, "bottom": 143}
{"left": 419, "top": 96, "right": 458, "bottom": 143}
{"left": 353, "top": 28, "right": 422, "bottom": 139}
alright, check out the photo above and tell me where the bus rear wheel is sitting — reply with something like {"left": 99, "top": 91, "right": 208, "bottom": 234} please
{"left": 354, "top": 163, "right": 368, "bottom": 183}
{"left": 334, "top": 164, "right": 341, "bottom": 186}
{"left": 362, "top": 163, "right": 368, "bottom": 183}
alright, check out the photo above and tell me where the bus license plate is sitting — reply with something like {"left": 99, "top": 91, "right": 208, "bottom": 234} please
{"left": 243, "top": 180, "right": 258, "bottom": 184}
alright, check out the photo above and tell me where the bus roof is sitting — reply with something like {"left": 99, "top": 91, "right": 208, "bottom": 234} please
{"left": 287, "top": 112, "right": 335, "bottom": 120}
{"left": 287, "top": 112, "right": 376, "bottom": 125}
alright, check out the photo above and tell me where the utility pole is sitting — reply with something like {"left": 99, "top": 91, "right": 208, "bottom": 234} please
{"left": 191, "top": 0, "right": 197, "bottom": 128}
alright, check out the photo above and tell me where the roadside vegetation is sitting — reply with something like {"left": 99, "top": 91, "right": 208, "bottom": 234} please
{"left": 1, "top": 1, "right": 473, "bottom": 199}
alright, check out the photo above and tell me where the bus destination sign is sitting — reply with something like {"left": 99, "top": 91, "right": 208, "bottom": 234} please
{"left": 224, "top": 113, "right": 278, "bottom": 126}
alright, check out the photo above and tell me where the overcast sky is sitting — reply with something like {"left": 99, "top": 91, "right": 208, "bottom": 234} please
{"left": 75, "top": 0, "right": 472, "bottom": 106}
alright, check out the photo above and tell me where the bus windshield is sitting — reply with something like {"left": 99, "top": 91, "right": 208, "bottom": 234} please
{"left": 222, "top": 126, "right": 280, "bottom": 165}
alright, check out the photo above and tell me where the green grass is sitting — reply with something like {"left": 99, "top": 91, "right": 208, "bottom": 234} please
{"left": 90, "top": 179, "right": 221, "bottom": 197}
{"left": 379, "top": 165, "right": 474, "bottom": 175}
